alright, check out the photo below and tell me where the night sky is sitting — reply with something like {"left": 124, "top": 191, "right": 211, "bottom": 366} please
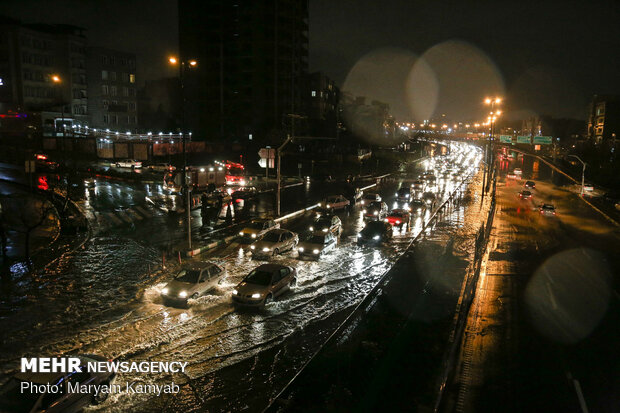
{"left": 2, "top": 0, "right": 619, "bottom": 122}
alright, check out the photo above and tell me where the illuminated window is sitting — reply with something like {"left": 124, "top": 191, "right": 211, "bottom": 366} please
{"left": 311, "top": 90, "right": 316, "bottom": 97}
{"left": 129, "top": 74, "right": 135, "bottom": 83}
{"left": 101, "top": 70, "right": 108, "bottom": 80}
{"left": 101, "top": 85, "right": 108, "bottom": 95}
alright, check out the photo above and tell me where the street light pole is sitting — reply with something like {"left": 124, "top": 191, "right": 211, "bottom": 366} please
{"left": 569, "top": 155, "right": 587, "bottom": 196}
{"left": 276, "top": 135, "right": 292, "bottom": 217}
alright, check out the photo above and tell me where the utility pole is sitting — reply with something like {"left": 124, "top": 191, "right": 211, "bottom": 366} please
{"left": 568, "top": 155, "right": 587, "bottom": 196}
{"left": 276, "top": 135, "right": 292, "bottom": 217}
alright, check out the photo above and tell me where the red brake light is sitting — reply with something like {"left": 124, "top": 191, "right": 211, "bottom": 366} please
{"left": 36, "top": 154, "right": 47, "bottom": 160}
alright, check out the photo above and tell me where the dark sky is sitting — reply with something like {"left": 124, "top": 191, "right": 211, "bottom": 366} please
{"left": 2, "top": 0, "right": 619, "bottom": 121}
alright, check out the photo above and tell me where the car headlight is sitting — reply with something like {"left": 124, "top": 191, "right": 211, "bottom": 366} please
{"left": 239, "top": 231, "right": 244, "bottom": 236}
{"left": 298, "top": 247, "right": 304, "bottom": 252}
{"left": 373, "top": 211, "right": 378, "bottom": 215}
{"left": 322, "top": 228, "right": 328, "bottom": 232}
{"left": 161, "top": 287, "right": 169, "bottom": 295}
{"left": 396, "top": 220, "right": 400, "bottom": 224}
{"left": 361, "top": 200, "right": 365, "bottom": 205}
{"left": 250, "top": 245, "right": 255, "bottom": 250}
{"left": 309, "top": 226, "right": 314, "bottom": 231}
{"left": 251, "top": 293, "right": 261, "bottom": 299}
{"left": 406, "top": 194, "right": 409, "bottom": 198}
{"left": 313, "top": 249, "right": 320, "bottom": 254}
{"left": 318, "top": 203, "right": 322, "bottom": 207}
{"left": 357, "top": 233, "right": 362, "bottom": 238}
{"left": 179, "top": 291, "right": 188, "bottom": 298}
{"left": 363, "top": 209, "right": 367, "bottom": 213}
{"left": 251, "top": 233, "right": 256, "bottom": 238}
{"left": 395, "top": 192, "right": 398, "bottom": 196}
{"left": 373, "top": 235, "right": 380, "bottom": 240}
{"left": 232, "top": 289, "right": 238, "bottom": 295}
{"left": 262, "top": 247, "right": 270, "bottom": 252}
{"left": 326, "top": 204, "right": 331, "bottom": 208}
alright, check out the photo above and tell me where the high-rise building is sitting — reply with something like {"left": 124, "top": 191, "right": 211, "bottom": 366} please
{"left": 178, "top": 0, "right": 309, "bottom": 141}
{"left": 304, "top": 71, "right": 339, "bottom": 137}
{"left": 0, "top": 16, "right": 88, "bottom": 129}
{"left": 86, "top": 47, "right": 138, "bottom": 132}
{"left": 587, "top": 95, "right": 620, "bottom": 144}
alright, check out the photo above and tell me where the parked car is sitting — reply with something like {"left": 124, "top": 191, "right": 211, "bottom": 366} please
{"left": 519, "top": 190, "right": 532, "bottom": 200}
{"left": 161, "top": 262, "right": 225, "bottom": 305}
{"left": 319, "top": 194, "right": 350, "bottom": 211}
{"left": 357, "top": 221, "right": 393, "bottom": 245}
{"left": 363, "top": 201, "right": 388, "bottom": 220}
{"left": 385, "top": 208, "right": 411, "bottom": 229}
{"left": 232, "top": 264, "right": 297, "bottom": 306}
{"left": 308, "top": 214, "right": 342, "bottom": 237}
{"left": 115, "top": 159, "right": 142, "bottom": 169}
{"left": 250, "top": 229, "right": 299, "bottom": 258}
{"left": 297, "top": 232, "right": 337, "bottom": 259}
{"left": 539, "top": 203, "right": 556, "bottom": 216}
{"left": 238, "top": 219, "right": 279, "bottom": 240}
{"left": 0, "top": 354, "right": 115, "bottom": 413}
{"left": 524, "top": 180, "right": 536, "bottom": 189}
{"left": 148, "top": 163, "right": 176, "bottom": 172}
{"left": 360, "top": 192, "right": 381, "bottom": 205}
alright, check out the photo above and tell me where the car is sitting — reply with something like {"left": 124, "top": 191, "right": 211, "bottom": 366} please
{"left": 506, "top": 173, "right": 518, "bottom": 179}
{"left": 297, "top": 232, "right": 337, "bottom": 259}
{"left": 539, "top": 203, "right": 556, "bottom": 216}
{"left": 308, "top": 214, "right": 342, "bottom": 237}
{"left": 161, "top": 262, "right": 225, "bottom": 305}
{"left": 148, "top": 163, "right": 176, "bottom": 172}
{"left": 424, "top": 175, "right": 437, "bottom": 184}
{"left": 238, "top": 219, "right": 279, "bottom": 240}
{"left": 319, "top": 194, "right": 350, "bottom": 211}
{"left": 583, "top": 183, "right": 595, "bottom": 194}
{"left": 396, "top": 186, "right": 412, "bottom": 202}
{"left": 363, "top": 201, "right": 388, "bottom": 220}
{"left": 232, "top": 186, "right": 258, "bottom": 201}
{"left": 409, "top": 199, "right": 426, "bottom": 214}
{"left": 114, "top": 159, "right": 142, "bottom": 169}
{"left": 519, "top": 190, "right": 532, "bottom": 200}
{"left": 34, "top": 153, "right": 59, "bottom": 171}
{"left": 250, "top": 228, "right": 299, "bottom": 258}
{"left": 513, "top": 168, "right": 522, "bottom": 175}
{"left": 385, "top": 208, "right": 411, "bottom": 228}
{"left": 84, "top": 177, "right": 97, "bottom": 188}
{"left": 232, "top": 264, "right": 297, "bottom": 306}
{"left": 0, "top": 354, "right": 115, "bottom": 413}
{"left": 422, "top": 191, "right": 437, "bottom": 207}
{"left": 524, "top": 180, "right": 536, "bottom": 189}
{"left": 360, "top": 192, "right": 381, "bottom": 205}
{"left": 357, "top": 221, "right": 393, "bottom": 245}
{"left": 412, "top": 180, "right": 425, "bottom": 191}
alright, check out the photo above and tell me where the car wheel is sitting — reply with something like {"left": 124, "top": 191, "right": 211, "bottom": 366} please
{"left": 115, "top": 163, "right": 120, "bottom": 168}
{"left": 191, "top": 293, "right": 199, "bottom": 299}
{"left": 264, "top": 294, "right": 273, "bottom": 306}
{"left": 290, "top": 278, "right": 297, "bottom": 288}
{"left": 93, "top": 381, "right": 111, "bottom": 404}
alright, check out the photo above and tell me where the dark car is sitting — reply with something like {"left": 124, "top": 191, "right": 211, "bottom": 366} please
{"left": 363, "top": 201, "right": 388, "bottom": 220}
{"left": 409, "top": 199, "right": 426, "bottom": 214}
{"left": 357, "top": 221, "right": 393, "bottom": 245}
{"left": 232, "top": 186, "right": 258, "bottom": 201}
{"left": 524, "top": 180, "right": 536, "bottom": 189}
{"left": 539, "top": 203, "right": 556, "bottom": 216}
{"left": 0, "top": 355, "right": 115, "bottom": 413}
{"left": 422, "top": 192, "right": 437, "bottom": 208}
{"left": 519, "top": 190, "right": 532, "bottom": 200}
{"left": 308, "top": 214, "right": 342, "bottom": 237}
{"left": 232, "top": 264, "right": 297, "bottom": 307}
{"left": 396, "top": 186, "right": 412, "bottom": 202}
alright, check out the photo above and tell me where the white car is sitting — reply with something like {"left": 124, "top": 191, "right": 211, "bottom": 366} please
{"left": 320, "top": 195, "right": 350, "bottom": 211}
{"left": 298, "top": 232, "right": 337, "bottom": 259}
{"left": 251, "top": 229, "right": 299, "bottom": 258}
{"left": 148, "top": 163, "right": 176, "bottom": 172}
{"left": 360, "top": 192, "right": 381, "bottom": 205}
{"left": 115, "top": 159, "right": 142, "bottom": 169}
{"left": 513, "top": 168, "right": 522, "bottom": 175}
{"left": 161, "top": 262, "right": 225, "bottom": 305}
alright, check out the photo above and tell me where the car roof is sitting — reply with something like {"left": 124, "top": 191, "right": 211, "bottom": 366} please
{"left": 183, "top": 261, "right": 217, "bottom": 270}
{"left": 254, "top": 263, "right": 289, "bottom": 272}
{"left": 268, "top": 228, "right": 290, "bottom": 235}
{"left": 389, "top": 209, "right": 407, "bottom": 214}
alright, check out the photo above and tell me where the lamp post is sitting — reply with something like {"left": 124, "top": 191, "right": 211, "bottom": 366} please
{"left": 483, "top": 97, "right": 502, "bottom": 191}
{"left": 51, "top": 75, "right": 65, "bottom": 162}
{"left": 169, "top": 56, "right": 198, "bottom": 249}
{"left": 568, "top": 155, "right": 587, "bottom": 196}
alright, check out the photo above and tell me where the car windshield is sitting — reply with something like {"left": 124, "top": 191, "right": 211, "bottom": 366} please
{"left": 398, "top": 188, "right": 409, "bottom": 195}
{"left": 248, "top": 221, "right": 265, "bottom": 229}
{"left": 263, "top": 232, "right": 281, "bottom": 242}
{"left": 411, "top": 200, "right": 424, "bottom": 206}
{"left": 175, "top": 269, "right": 201, "bottom": 283}
{"left": 315, "top": 218, "right": 331, "bottom": 227}
{"left": 362, "top": 222, "right": 384, "bottom": 233}
{"left": 309, "top": 235, "right": 327, "bottom": 244}
{"left": 0, "top": 379, "right": 40, "bottom": 412}
{"left": 326, "top": 196, "right": 339, "bottom": 202}
{"left": 364, "top": 194, "right": 377, "bottom": 200}
{"left": 368, "top": 202, "right": 382, "bottom": 209}
{"left": 390, "top": 211, "right": 405, "bottom": 218}
{"left": 522, "top": 191, "right": 531, "bottom": 195}
{"left": 542, "top": 204, "right": 555, "bottom": 210}
{"left": 245, "top": 270, "right": 273, "bottom": 286}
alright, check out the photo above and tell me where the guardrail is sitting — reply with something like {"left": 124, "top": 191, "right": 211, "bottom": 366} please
{"left": 264, "top": 167, "right": 476, "bottom": 411}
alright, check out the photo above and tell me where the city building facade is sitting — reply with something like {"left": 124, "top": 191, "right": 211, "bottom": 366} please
{"left": 587, "top": 94, "right": 620, "bottom": 144}
{"left": 178, "top": 0, "right": 309, "bottom": 141}
{"left": 86, "top": 47, "right": 138, "bottom": 132}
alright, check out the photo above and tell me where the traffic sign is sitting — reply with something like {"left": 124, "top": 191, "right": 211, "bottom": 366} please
{"left": 533, "top": 136, "right": 553, "bottom": 145}
{"left": 258, "top": 158, "right": 275, "bottom": 168}
{"left": 517, "top": 136, "right": 531, "bottom": 144}
{"left": 499, "top": 135, "right": 513, "bottom": 144}
{"left": 258, "top": 148, "right": 276, "bottom": 159}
